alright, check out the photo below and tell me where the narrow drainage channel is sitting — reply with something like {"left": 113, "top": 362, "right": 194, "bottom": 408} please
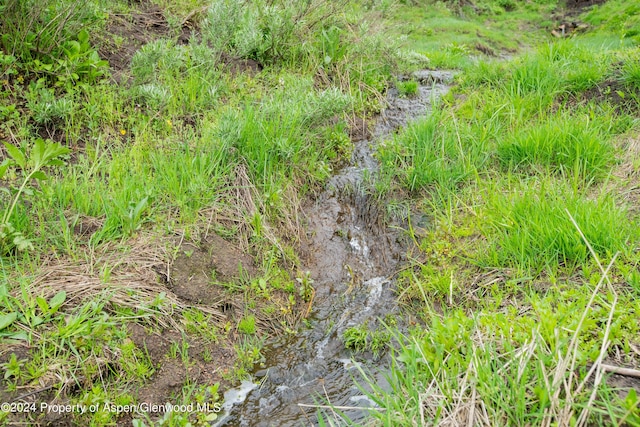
{"left": 217, "top": 70, "right": 455, "bottom": 427}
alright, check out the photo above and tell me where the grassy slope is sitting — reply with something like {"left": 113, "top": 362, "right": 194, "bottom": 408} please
{"left": 0, "top": 0, "right": 394, "bottom": 425}
{"left": 387, "top": 0, "right": 557, "bottom": 67}
{"left": 342, "top": 0, "right": 640, "bottom": 426}
{"left": 0, "top": 0, "right": 639, "bottom": 425}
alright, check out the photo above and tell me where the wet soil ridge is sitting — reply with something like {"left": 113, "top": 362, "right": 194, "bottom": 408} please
{"left": 222, "top": 71, "right": 455, "bottom": 427}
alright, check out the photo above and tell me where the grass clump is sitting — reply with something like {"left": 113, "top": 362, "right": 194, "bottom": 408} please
{"left": 396, "top": 79, "right": 419, "bottom": 97}
{"left": 496, "top": 112, "right": 618, "bottom": 182}
{"left": 379, "top": 109, "right": 488, "bottom": 193}
{"left": 129, "top": 39, "right": 223, "bottom": 115}
{"left": 342, "top": 323, "right": 391, "bottom": 358}
{"left": 238, "top": 315, "right": 257, "bottom": 335}
{"left": 215, "top": 77, "right": 351, "bottom": 195}
{"left": 620, "top": 50, "right": 640, "bottom": 92}
{"left": 483, "top": 182, "right": 635, "bottom": 274}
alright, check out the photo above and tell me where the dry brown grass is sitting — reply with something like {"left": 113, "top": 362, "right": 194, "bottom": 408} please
{"left": 403, "top": 214, "right": 623, "bottom": 427}
{"left": 200, "top": 163, "right": 302, "bottom": 254}
{"left": 613, "top": 136, "right": 640, "bottom": 215}
{"left": 25, "top": 235, "right": 224, "bottom": 329}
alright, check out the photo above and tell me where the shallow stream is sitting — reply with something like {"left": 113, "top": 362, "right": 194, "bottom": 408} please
{"left": 219, "top": 70, "right": 455, "bottom": 427}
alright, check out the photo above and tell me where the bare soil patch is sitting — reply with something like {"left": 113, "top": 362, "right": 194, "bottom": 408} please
{"left": 128, "top": 323, "right": 236, "bottom": 407}
{"left": 580, "top": 79, "right": 640, "bottom": 113}
{"left": 564, "top": 0, "right": 608, "bottom": 10}
{"left": 218, "top": 52, "right": 263, "bottom": 77}
{"left": 347, "top": 115, "right": 371, "bottom": 141}
{"left": 561, "top": 78, "right": 640, "bottom": 116}
{"left": 168, "top": 234, "right": 257, "bottom": 308}
{"left": 550, "top": 0, "right": 607, "bottom": 38}
{"left": 601, "top": 358, "right": 640, "bottom": 400}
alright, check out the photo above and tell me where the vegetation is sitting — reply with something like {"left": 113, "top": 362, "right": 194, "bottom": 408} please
{"left": 352, "top": 0, "right": 640, "bottom": 425}
{"left": 0, "top": 0, "right": 395, "bottom": 424}
{"left": 0, "top": 0, "right": 639, "bottom": 425}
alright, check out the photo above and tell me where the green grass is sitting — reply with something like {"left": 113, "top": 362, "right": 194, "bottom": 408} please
{"left": 215, "top": 77, "right": 350, "bottom": 193}
{"left": 396, "top": 79, "right": 419, "bottom": 97}
{"left": 483, "top": 181, "right": 635, "bottom": 273}
{"left": 387, "top": 0, "right": 558, "bottom": 70}
{"left": 378, "top": 108, "right": 488, "bottom": 193}
{"left": 2, "top": 0, "right": 640, "bottom": 425}
{"left": 378, "top": 36, "right": 639, "bottom": 200}
{"left": 496, "top": 112, "right": 618, "bottom": 182}
{"left": 582, "top": 0, "right": 640, "bottom": 44}
{"left": 344, "top": 1, "right": 640, "bottom": 426}
{"left": 238, "top": 315, "right": 257, "bottom": 335}
{"left": 358, "top": 279, "right": 640, "bottom": 425}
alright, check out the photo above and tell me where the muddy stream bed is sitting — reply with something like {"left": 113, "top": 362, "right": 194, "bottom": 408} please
{"left": 218, "top": 70, "right": 455, "bottom": 427}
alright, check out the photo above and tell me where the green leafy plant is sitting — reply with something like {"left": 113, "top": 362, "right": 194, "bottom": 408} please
{"left": 0, "top": 311, "right": 18, "bottom": 332}
{"left": 123, "top": 196, "right": 150, "bottom": 236}
{"left": 238, "top": 315, "right": 256, "bottom": 335}
{"left": 57, "top": 29, "right": 108, "bottom": 86}
{"left": 1, "top": 0, "right": 107, "bottom": 91}
{"left": 342, "top": 324, "right": 369, "bottom": 352}
{"left": 1, "top": 138, "right": 70, "bottom": 253}
{"left": 296, "top": 271, "right": 314, "bottom": 302}
{"left": 2, "top": 353, "right": 25, "bottom": 381}
{"left": 0, "top": 282, "right": 68, "bottom": 341}
{"left": 320, "top": 26, "right": 348, "bottom": 67}
{"left": 36, "top": 291, "right": 66, "bottom": 318}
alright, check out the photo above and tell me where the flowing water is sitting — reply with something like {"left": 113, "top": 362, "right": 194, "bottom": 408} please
{"left": 218, "top": 70, "right": 455, "bottom": 427}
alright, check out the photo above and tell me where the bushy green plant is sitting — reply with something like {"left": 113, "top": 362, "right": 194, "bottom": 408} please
{"left": 0, "top": 0, "right": 101, "bottom": 61}
{"left": 343, "top": 325, "right": 369, "bottom": 352}
{"left": 1, "top": 2, "right": 107, "bottom": 88}
{"left": 204, "top": 0, "right": 297, "bottom": 64}
{"left": 56, "top": 29, "right": 108, "bottom": 86}
{"left": 26, "top": 86, "right": 75, "bottom": 125}
{"left": 1, "top": 139, "right": 70, "bottom": 254}
{"left": 320, "top": 26, "right": 348, "bottom": 67}
{"left": 238, "top": 315, "right": 256, "bottom": 334}
{"left": 133, "top": 83, "right": 172, "bottom": 109}
{"left": 130, "top": 40, "right": 188, "bottom": 84}
{"left": 203, "top": 0, "right": 348, "bottom": 65}
{"left": 129, "top": 40, "right": 221, "bottom": 114}
{"left": 202, "top": 0, "right": 396, "bottom": 106}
